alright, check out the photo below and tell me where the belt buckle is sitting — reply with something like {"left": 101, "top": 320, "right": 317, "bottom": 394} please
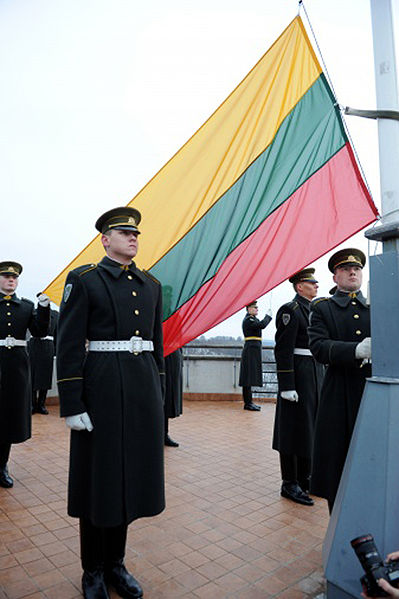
{"left": 129, "top": 336, "right": 143, "bottom": 353}
{"left": 5, "top": 337, "right": 16, "bottom": 348}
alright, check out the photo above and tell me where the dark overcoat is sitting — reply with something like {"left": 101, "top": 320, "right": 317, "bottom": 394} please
{"left": 28, "top": 309, "right": 58, "bottom": 390}
{"left": 164, "top": 348, "right": 183, "bottom": 419}
{"left": 0, "top": 293, "right": 49, "bottom": 443}
{"left": 56, "top": 256, "right": 165, "bottom": 528}
{"left": 272, "top": 294, "right": 324, "bottom": 459}
{"left": 308, "top": 290, "right": 371, "bottom": 505}
{"left": 239, "top": 312, "right": 272, "bottom": 387}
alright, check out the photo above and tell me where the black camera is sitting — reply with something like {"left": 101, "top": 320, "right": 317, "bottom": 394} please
{"left": 351, "top": 534, "right": 399, "bottom": 597}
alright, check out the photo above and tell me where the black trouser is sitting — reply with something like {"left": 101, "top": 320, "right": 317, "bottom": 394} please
{"left": 33, "top": 389, "right": 47, "bottom": 407}
{"left": 279, "top": 453, "right": 311, "bottom": 488}
{"left": 79, "top": 518, "right": 128, "bottom": 572}
{"left": 0, "top": 443, "right": 11, "bottom": 468}
{"left": 242, "top": 386, "right": 253, "bottom": 405}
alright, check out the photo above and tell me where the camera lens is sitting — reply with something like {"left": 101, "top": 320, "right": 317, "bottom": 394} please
{"left": 351, "top": 534, "right": 384, "bottom": 572}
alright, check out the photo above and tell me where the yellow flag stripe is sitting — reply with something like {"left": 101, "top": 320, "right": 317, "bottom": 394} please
{"left": 45, "top": 16, "right": 321, "bottom": 305}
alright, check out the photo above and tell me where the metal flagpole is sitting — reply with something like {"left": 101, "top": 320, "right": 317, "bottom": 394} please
{"left": 323, "top": 1, "right": 399, "bottom": 597}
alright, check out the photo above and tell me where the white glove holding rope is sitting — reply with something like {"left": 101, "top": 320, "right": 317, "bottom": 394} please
{"left": 65, "top": 412, "right": 93, "bottom": 432}
{"left": 37, "top": 292, "right": 50, "bottom": 307}
{"left": 355, "top": 337, "right": 371, "bottom": 360}
{"left": 265, "top": 308, "right": 272, "bottom": 318}
{"left": 281, "top": 390, "right": 298, "bottom": 402}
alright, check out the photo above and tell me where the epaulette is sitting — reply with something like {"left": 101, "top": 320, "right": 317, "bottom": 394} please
{"left": 312, "top": 297, "right": 329, "bottom": 306}
{"left": 142, "top": 270, "right": 161, "bottom": 284}
{"left": 287, "top": 300, "right": 299, "bottom": 311}
{"left": 280, "top": 300, "right": 298, "bottom": 312}
{"left": 73, "top": 263, "right": 98, "bottom": 277}
{"left": 21, "top": 297, "right": 34, "bottom": 305}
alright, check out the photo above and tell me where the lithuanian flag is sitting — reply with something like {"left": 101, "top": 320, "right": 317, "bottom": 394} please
{"left": 45, "top": 16, "right": 378, "bottom": 355}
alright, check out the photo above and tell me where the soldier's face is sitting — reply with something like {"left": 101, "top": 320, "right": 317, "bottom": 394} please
{"left": 333, "top": 265, "right": 363, "bottom": 292}
{"left": 247, "top": 306, "right": 258, "bottom": 316}
{"left": 102, "top": 229, "right": 138, "bottom": 262}
{"left": 297, "top": 281, "right": 318, "bottom": 300}
{"left": 0, "top": 275, "right": 18, "bottom": 294}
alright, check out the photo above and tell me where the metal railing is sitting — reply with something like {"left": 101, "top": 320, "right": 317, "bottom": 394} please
{"left": 182, "top": 342, "right": 277, "bottom": 397}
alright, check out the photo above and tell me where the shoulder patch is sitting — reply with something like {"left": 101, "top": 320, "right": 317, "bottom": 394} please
{"left": 282, "top": 313, "right": 291, "bottom": 326}
{"left": 63, "top": 283, "right": 73, "bottom": 303}
{"left": 142, "top": 270, "right": 161, "bottom": 284}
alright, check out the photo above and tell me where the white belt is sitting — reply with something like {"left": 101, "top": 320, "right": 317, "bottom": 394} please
{"left": 0, "top": 337, "right": 27, "bottom": 348}
{"left": 88, "top": 336, "right": 154, "bottom": 353}
{"left": 40, "top": 336, "right": 54, "bottom": 341}
{"left": 294, "top": 348, "right": 312, "bottom": 356}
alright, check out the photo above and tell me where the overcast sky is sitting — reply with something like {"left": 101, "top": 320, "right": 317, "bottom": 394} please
{"left": 1, "top": 0, "right": 396, "bottom": 338}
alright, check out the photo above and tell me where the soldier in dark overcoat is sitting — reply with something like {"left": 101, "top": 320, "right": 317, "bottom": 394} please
{"left": 29, "top": 308, "right": 58, "bottom": 414}
{"left": 272, "top": 268, "right": 324, "bottom": 506}
{"left": 239, "top": 300, "right": 272, "bottom": 411}
{"left": 0, "top": 261, "right": 50, "bottom": 488}
{"left": 308, "top": 248, "right": 371, "bottom": 513}
{"left": 57, "top": 207, "right": 165, "bottom": 599}
{"left": 164, "top": 348, "right": 183, "bottom": 447}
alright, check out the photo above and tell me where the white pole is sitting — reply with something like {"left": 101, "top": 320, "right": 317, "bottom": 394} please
{"left": 370, "top": 0, "right": 399, "bottom": 229}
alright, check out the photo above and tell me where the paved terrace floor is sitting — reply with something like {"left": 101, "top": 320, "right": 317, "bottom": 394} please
{"left": 0, "top": 400, "right": 329, "bottom": 599}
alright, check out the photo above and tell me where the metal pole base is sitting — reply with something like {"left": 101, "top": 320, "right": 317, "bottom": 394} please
{"left": 326, "top": 581, "right": 355, "bottom": 599}
{"left": 324, "top": 378, "right": 399, "bottom": 598}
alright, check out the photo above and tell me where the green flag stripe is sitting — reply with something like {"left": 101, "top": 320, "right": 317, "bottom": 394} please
{"left": 151, "top": 74, "right": 346, "bottom": 319}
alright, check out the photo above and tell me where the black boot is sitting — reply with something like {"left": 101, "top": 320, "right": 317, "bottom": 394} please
{"left": 37, "top": 390, "right": 49, "bottom": 415}
{"left": 281, "top": 481, "right": 313, "bottom": 506}
{"left": 164, "top": 434, "right": 179, "bottom": 447}
{"left": 243, "top": 386, "right": 261, "bottom": 411}
{"left": 103, "top": 524, "right": 143, "bottom": 599}
{"left": 244, "top": 402, "right": 261, "bottom": 411}
{"left": 105, "top": 560, "right": 143, "bottom": 599}
{"left": 82, "top": 569, "right": 109, "bottom": 599}
{"left": 297, "top": 457, "right": 312, "bottom": 495}
{"left": 0, "top": 465, "right": 13, "bottom": 488}
{"left": 298, "top": 476, "right": 311, "bottom": 494}
{"left": 164, "top": 417, "right": 179, "bottom": 447}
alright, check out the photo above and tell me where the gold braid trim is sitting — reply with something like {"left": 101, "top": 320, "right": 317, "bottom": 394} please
{"left": 78, "top": 265, "right": 97, "bottom": 277}
{"left": 313, "top": 297, "right": 329, "bottom": 305}
{"left": 142, "top": 270, "right": 161, "bottom": 284}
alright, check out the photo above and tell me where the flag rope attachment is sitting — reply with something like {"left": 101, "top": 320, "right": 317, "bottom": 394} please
{"left": 298, "top": 0, "right": 338, "bottom": 100}
{"left": 299, "top": 0, "right": 376, "bottom": 204}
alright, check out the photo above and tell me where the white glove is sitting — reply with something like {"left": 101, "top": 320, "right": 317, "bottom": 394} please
{"left": 65, "top": 412, "right": 93, "bottom": 431}
{"left": 265, "top": 308, "right": 272, "bottom": 318}
{"left": 355, "top": 337, "right": 371, "bottom": 360}
{"left": 37, "top": 293, "right": 50, "bottom": 307}
{"left": 281, "top": 390, "right": 298, "bottom": 402}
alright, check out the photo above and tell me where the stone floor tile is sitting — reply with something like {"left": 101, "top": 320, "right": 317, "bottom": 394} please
{"left": 12, "top": 548, "right": 44, "bottom": 566}
{"left": 22, "top": 557, "right": 55, "bottom": 577}
{"left": 29, "top": 533, "right": 58, "bottom": 548}
{"left": 2, "top": 578, "right": 39, "bottom": 599}
{"left": 39, "top": 580, "right": 80, "bottom": 599}
{"left": 0, "top": 554, "right": 18, "bottom": 570}
{"left": 0, "top": 402, "right": 329, "bottom": 598}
